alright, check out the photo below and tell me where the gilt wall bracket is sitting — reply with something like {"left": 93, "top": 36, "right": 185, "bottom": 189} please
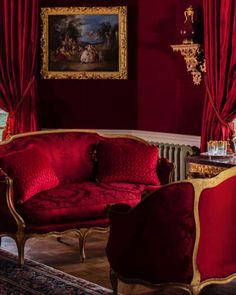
{"left": 171, "top": 43, "right": 206, "bottom": 85}
{"left": 171, "top": 6, "right": 206, "bottom": 85}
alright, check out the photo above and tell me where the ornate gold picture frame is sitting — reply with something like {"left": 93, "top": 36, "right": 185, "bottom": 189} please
{"left": 41, "top": 6, "right": 127, "bottom": 79}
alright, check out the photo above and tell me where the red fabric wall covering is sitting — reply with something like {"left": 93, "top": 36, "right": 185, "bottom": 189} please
{"left": 39, "top": 0, "right": 204, "bottom": 136}
{"left": 137, "top": 0, "right": 204, "bottom": 135}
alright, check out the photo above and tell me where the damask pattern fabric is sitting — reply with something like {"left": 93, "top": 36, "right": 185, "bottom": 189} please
{"left": 96, "top": 140, "right": 160, "bottom": 185}
{"left": 39, "top": 133, "right": 99, "bottom": 184}
{"left": 0, "top": 146, "right": 59, "bottom": 203}
{"left": 19, "top": 182, "right": 159, "bottom": 225}
{"left": 0, "top": 132, "right": 100, "bottom": 184}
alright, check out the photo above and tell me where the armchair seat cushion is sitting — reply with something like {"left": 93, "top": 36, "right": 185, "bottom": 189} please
{"left": 18, "top": 182, "right": 159, "bottom": 226}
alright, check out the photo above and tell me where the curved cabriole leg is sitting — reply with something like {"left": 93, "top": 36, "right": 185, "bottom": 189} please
{"left": 110, "top": 269, "right": 118, "bottom": 295}
{"left": 78, "top": 229, "right": 91, "bottom": 262}
{"left": 190, "top": 285, "right": 200, "bottom": 295}
{"left": 15, "top": 235, "right": 26, "bottom": 267}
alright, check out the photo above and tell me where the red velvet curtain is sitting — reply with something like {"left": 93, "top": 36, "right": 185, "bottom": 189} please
{"left": 0, "top": 0, "right": 39, "bottom": 139}
{"left": 201, "top": 0, "right": 236, "bottom": 152}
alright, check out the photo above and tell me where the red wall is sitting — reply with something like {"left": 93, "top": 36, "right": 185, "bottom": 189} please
{"left": 39, "top": 0, "right": 204, "bottom": 135}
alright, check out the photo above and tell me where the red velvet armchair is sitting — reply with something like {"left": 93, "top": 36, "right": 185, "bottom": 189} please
{"left": 106, "top": 166, "right": 236, "bottom": 295}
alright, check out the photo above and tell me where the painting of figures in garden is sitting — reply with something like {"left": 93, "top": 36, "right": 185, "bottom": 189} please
{"left": 41, "top": 7, "right": 127, "bottom": 79}
{"left": 48, "top": 12, "right": 119, "bottom": 73}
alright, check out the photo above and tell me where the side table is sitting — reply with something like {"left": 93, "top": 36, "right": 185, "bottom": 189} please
{"left": 186, "top": 154, "right": 236, "bottom": 178}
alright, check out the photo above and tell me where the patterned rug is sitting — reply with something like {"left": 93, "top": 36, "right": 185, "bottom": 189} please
{"left": 0, "top": 248, "right": 113, "bottom": 295}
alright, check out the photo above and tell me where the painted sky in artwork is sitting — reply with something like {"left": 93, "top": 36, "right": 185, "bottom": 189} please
{"left": 52, "top": 14, "right": 118, "bottom": 44}
{"left": 72, "top": 14, "right": 118, "bottom": 44}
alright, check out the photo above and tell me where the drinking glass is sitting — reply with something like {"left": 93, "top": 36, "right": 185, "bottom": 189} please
{"left": 207, "top": 140, "right": 216, "bottom": 155}
{"left": 217, "top": 141, "right": 226, "bottom": 156}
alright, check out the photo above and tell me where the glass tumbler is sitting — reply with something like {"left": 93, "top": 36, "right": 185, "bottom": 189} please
{"left": 217, "top": 141, "right": 225, "bottom": 156}
{"left": 207, "top": 140, "right": 216, "bottom": 155}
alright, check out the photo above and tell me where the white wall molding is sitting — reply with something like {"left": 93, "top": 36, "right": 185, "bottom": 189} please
{"left": 96, "top": 129, "right": 201, "bottom": 147}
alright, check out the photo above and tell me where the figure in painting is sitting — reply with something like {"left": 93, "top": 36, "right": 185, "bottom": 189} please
{"left": 80, "top": 45, "right": 99, "bottom": 64}
{"left": 80, "top": 47, "right": 90, "bottom": 63}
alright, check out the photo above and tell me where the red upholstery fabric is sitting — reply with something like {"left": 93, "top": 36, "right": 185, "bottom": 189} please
{"left": 0, "top": 146, "right": 59, "bottom": 203}
{"left": 96, "top": 140, "right": 159, "bottom": 185}
{"left": 197, "top": 176, "right": 236, "bottom": 281}
{"left": 18, "top": 182, "right": 159, "bottom": 226}
{"left": 0, "top": 132, "right": 100, "bottom": 184}
{"left": 106, "top": 182, "right": 195, "bottom": 284}
{"left": 36, "top": 133, "right": 99, "bottom": 184}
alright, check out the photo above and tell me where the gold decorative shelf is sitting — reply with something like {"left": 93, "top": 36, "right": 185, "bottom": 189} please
{"left": 171, "top": 43, "right": 206, "bottom": 85}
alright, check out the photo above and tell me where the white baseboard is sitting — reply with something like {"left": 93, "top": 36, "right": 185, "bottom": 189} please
{"left": 96, "top": 129, "right": 201, "bottom": 148}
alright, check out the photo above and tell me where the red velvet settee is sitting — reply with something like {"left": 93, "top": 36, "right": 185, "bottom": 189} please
{"left": 106, "top": 166, "right": 236, "bottom": 295}
{"left": 0, "top": 130, "right": 174, "bottom": 265}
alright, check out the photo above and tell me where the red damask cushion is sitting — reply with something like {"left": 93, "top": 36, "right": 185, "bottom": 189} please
{"left": 96, "top": 140, "right": 160, "bottom": 185}
{"left": 0, "top": 146, "right": 59, "bottom": 203}
{"left": 18, "top": 182, "right": 158, "bottom": 226}
{"left": 39, "top": 133, "right": 99, "bottom": 184}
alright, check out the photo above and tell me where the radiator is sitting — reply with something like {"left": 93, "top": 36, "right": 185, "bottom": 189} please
{"left": 151, "top": 142, "right": 199, "bottom": 181}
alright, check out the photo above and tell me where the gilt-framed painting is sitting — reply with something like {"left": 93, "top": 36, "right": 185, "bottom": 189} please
{"left": 41, "top": 6, "right": 127, "bottom": 79}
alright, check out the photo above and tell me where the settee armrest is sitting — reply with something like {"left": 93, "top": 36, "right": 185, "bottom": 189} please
{"left": 156, "top": 157, "right": 175, "bottom": 185}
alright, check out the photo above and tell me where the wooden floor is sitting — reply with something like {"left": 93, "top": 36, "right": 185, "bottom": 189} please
{"left": 2, "top": 232, "right": 236, "bottom": 295}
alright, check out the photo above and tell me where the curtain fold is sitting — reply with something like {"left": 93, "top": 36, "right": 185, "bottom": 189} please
{"left": 201, "top": 0, "right": 236, "bottom": 152}
{"left": 0, "top": 0, "right": 39, "bottom": 140}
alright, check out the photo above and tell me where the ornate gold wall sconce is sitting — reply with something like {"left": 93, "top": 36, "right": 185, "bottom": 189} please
{"left": 171, "top": 5, "right": 206, "bottom": 85}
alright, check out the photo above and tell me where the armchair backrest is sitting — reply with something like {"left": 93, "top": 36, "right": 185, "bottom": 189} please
{"left": 106, "top": 166, "right": 236, "bottom": 288}
{"left": 107, "top": 181, "right": 196, "bottom": 283}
